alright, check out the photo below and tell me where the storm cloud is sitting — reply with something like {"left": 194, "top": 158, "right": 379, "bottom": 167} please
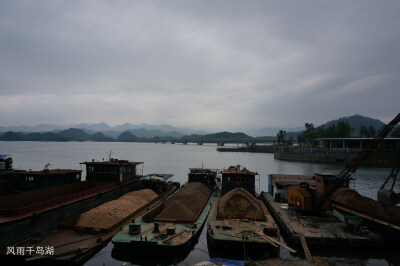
{"left": 1, "top": 1, "right": 399, "bottom": 131}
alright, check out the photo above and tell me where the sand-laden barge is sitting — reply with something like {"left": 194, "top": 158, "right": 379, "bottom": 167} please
{"left": 262, "top": 190, "right": 384, "bottom": 250}
{"left": 1, "top": 183, "right": 179, "bottom": 265}
{"left": 331, "top": 188, "right": 400, "bottom": 242}
{"left": 0, "top": 158, "right": 144, "bottom": 250}
{"left": 207, "top": 166, "right": 292, "bottom": 260}
{"left": 112, "top": 181, "right": 216, "bottom": 262}
{"left": 207, "top": 188, "right": 282, "bottom": 260}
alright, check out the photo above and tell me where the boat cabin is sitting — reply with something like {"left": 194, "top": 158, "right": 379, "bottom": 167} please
{"left": 81, "top": 159, "right": 143, "bottom": 183}
{"left": 0, "top": 154, "right": 13, "bottom": 171}
{"left": 0, "top": 168, "right": 82, "bottom": 194}
{"left": 0, "top": 155, "right": 82, "bottom": 194}
{"left": 220, "top": 165, "right": 258, "bottom": 196}
{"left": 19, "top": 169, "right": 82, "bottom": 192}
{"left": 188, "top": 168, "right": 219, "bottom": 189}
{"left": 267, "top": 174, "right": 314, "bottom": 203}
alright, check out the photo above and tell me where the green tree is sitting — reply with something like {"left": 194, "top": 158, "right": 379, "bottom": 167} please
{"left": 304, "top": 123, "right": 315, "bottom": 146}
{"left": 359, "top": 125, "right": 368, "bottom": 137}
{"left": 277, "top": 130, "right": 287, "bottom": 145}
{"left": 367, "top": 126, "right": 377, "bottom": 138}
{"left": 325, "top": 124, "right": 336, "bottom": 138}
{"left": 315, "top": 125, "right": 326, "bottom": 139}
{"left": 391, "top": 125, "right": 400, "bottom": 137}
{"left": 287, "top": 137, "right": 294, "bottom": 146}
{"left": 297, "top": 133, "right": 304, "bottom": 144}
{"left": 336, "top": 121, "right": 353, "bottom": 137}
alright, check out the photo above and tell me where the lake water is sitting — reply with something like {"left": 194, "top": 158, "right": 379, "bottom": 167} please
{"left": 1, "top": 141, "right": 397, "bottom": 265}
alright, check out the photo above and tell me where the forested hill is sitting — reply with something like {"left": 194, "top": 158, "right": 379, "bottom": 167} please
{"left": 323, "top": 114, "right": 385, "bottom": 135}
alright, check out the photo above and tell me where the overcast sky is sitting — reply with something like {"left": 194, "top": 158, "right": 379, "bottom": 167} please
{"left": 0, "top": 1, "right": 399, "bottom": 131}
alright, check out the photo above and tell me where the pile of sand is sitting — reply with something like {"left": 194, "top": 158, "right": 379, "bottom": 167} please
{"left": 217, "top": 187, "right": 265, "bottom": 220}
{"left": 153, "top": 182, "right": 212, "bottom": 223}
{"left": 331, "top": 188, "right": 395, "bottom": 221}
{"left": 75, "top": 189, "right": 157, "bottom": 229}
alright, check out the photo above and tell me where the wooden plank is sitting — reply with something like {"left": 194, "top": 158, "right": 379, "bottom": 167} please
{"left": 253, "top": 232, "right": 297, "bottom": 253}
{"left": 331, "top": 203, "right": 400, "bottom": 231}
{"left": 299, "top": 234, "right": 313, "bottom": 264}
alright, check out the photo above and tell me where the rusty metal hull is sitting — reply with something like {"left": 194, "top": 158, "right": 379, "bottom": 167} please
{"left": 0, "top": 179, "right": 142, "bottom": 249}
{"left": 262, "top": 192, "right": 384, "bottom": 250}
{"left": 206, "top": 194, "right": 280, "bottom": 260}
{"left": 206, "top": 232, "right": 279, "bottom": 260}
{"left": 0, "top": 183, "right": 179, "bottom": 265}
{"left": 111, "top": 184, "right": 216, "bottom": 258}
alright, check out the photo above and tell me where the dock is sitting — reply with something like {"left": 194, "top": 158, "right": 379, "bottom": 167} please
{"left": 261, "top": 192, "right": 384, "bottom": 250}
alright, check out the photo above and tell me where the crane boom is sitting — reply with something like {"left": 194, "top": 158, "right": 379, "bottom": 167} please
{"left": 314, "top": 112, "right": 400, "bottom": 209}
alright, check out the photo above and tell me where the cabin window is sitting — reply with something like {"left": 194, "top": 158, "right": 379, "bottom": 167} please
{"left": 120, "top": 166, "right": 126, "bottom": 174}
{"left": 25, "top": 176, "right": 36, "bottom": 182}
{"left": 108, "top": 167, "right": 117, "bottom": 173}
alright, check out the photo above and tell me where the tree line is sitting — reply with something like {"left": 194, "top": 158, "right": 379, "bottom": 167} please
{"left": 276, "top": 122, "right": 400, "bottom": 146}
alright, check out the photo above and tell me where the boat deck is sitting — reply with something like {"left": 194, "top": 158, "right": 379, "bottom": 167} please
{"left": 261, "top": 192, "right": 384, "bottom": 249}
{"left": 0, "top": 185, "right": 179, "bottom": 265}
{"left": 113, "top": 191, "right": 216, "bottom": 249}
{"left": 207, "top": 195, "right": 279, "bottom": 245}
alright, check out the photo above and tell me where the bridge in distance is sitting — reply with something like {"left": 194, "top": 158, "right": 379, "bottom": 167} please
{"left": 139, "top": 138, "right": 277, "bottom": 145}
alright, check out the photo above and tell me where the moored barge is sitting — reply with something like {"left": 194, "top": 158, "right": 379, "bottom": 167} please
{"left": 207, "top": 166, "right": 284, "bottom": 260}
{"left": 263, "top": 174, "right": 384, "bottom": 251}
{"left": 0, "top": 180, "right": 179, "bottom": 265}
{"left": 0, "top": 158, "right": 144, "bottom": 249}
{"left": 112, "top": 181, "right": 216, "bottom": 263}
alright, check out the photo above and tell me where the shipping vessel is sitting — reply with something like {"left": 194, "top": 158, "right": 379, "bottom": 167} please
{"left": 112, "top": 181, "right": 216, "bottom": 264}
{"left": 0, "top": 157, "right": 144, "bottom": 249}
{"left": 0, "top": 178, "right": 179, "bottom": 265}
{"left": 207, "top": 166, "right": 284, "bottom": 260}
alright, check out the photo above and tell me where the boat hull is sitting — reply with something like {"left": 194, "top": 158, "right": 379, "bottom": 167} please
{"left": 112, "top": 218, "right": 206, "bottom": 264}
{"left": 112, "top": 183, "right": 217, "bottom": 262}
{"left": 206, "top": 191, "right": 280, "bottom": 260}
{"left": 0, "top": 179, "right": 142, "bottom": 249}
{"left": 207, "top": 231, "right": 279, "bottom": 260}
{"left": 0, "top": 183, "right": 179, "bottom": 265}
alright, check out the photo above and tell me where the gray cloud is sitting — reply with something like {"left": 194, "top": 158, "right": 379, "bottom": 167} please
{"left": 0, "top": 0, "right": 399, "bottom": 130}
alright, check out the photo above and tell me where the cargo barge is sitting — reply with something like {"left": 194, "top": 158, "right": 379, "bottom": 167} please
{"left": 0, "top": 158, "right": 144, "bottom": 249}
{"left": 112, "top": 181, "right": 216, "bottom": 264}
{"left": 0, "top": 180, "right": 179, "bottom": 265}
{"left": 207, "top": 166, "right": 291, "bottom": 260}
{"left": 262, "top": 189, "right": 384, "bottom": 250}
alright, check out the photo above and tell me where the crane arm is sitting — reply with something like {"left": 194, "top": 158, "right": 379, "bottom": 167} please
{"left": 314, "top": 112, "right": 400, "bottom": 209}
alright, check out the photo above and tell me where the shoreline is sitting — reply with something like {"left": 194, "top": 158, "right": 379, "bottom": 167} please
{"left": 217, "top": 146, "right": 399, "bottom": 167}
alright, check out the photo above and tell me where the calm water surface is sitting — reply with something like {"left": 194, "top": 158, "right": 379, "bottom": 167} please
{"left": 1, "top": 141, "right": 397, "bottom": 265}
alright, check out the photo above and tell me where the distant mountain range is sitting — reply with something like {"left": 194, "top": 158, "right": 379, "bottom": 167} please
{"left": 0, "top": 123, "right": 208, "bottom": 139}
{"left": 0, "top": 114, "right": 391, "bottom": 141}
{"left": 0, "top": 128, "right": 254, "bottom": 142}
